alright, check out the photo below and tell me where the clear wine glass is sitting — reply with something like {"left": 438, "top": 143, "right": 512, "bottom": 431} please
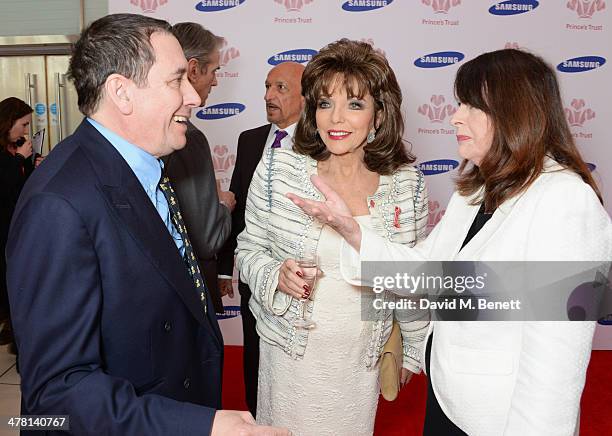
{"left": 293, "top": 254, "right": 319, "bottom": 329}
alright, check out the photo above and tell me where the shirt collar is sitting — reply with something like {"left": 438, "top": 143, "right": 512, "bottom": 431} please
{"left": 272, "top": 123, "right": 296, "bottom": 138}
{"left": 87, "top": 118, "right": 162, "bottom": 191}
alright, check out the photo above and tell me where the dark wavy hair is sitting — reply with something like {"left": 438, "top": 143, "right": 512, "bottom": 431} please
{"left": 293, "top": 39, "right": 414, "bottom": 175}
{"left": 0, "top": 97, "right": 33, "bottom": 151}
{"left": 67, "top": 13, "right": 172, "bottom": 116}
{"left": 454, "top": 48, "right": 602, "bottom": 209}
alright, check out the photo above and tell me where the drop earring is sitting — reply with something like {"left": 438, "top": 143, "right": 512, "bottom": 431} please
{"left": 367, "top": 129, "right": 376, "bottom": 144}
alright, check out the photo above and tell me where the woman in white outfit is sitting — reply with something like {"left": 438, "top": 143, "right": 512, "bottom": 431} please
{"left": 236, "top": 39, "right": 429, "bottom": 436}
{"left": 288, "top": 48, "right": 612, "bottom": 436}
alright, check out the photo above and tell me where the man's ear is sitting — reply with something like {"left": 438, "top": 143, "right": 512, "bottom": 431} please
{"left": 104, "top": 74, "right": 133, "bottom": 115}
{"left": 187, "top": 58, "right": 201, "bottom": 83}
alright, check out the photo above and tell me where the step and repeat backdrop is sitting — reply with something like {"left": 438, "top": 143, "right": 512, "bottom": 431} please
{"left": 109, "top": 0, "right": 611, "bottom": 348}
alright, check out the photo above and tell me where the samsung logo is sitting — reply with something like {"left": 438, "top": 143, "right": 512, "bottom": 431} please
{"left": 557, "top": 56, "right": 606, "bottom": 73}
{"left": 418, "top": 159, "right": 459, "bottom": 175}
{"left": 35, "top": 103, "right": 46, "bottom": 116}
{"left": 488, "top": 0, "right": 539, "bottom": 16}
{"left": 216, "top": 305, "right": 241, "bottom": 320}
{"left": 342, "top": 0, "right": 393, "bottom": 12}
{"left": 195, "top": 0, "right": 245, "bottom": 12}
{"left": 268, "top": 49, "right": 318, "bottom": 66}
{"left": 586, "top": 163, "right": 596, "bottom": 172}
{"left": 414, "top": 51, "right": 464, "bottom": 69}
{"left": 197, "top": 103, "right": 245, "bottom": 120}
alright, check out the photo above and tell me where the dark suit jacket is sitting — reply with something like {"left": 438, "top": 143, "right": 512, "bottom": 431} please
{"left": 6, "top": 120, "right": 223, "bottom": 435}
{"left": 163, "top": 121, "right": 231, "bottom": 313}
{"left": 217, "top": 124, "right": 271, "bottom": 294}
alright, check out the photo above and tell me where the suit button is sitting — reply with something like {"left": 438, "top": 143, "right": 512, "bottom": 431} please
{"left": 164, "top": 321, "right": 172, "bottom": 332}
{"left": 183, "top": 378, "right": 191, "bottom": 389}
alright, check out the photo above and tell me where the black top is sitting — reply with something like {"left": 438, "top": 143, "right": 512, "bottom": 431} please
{"left": 460, "top": 202, "right": 494, "bottom": 251}
{"left": 1, "top": 150, "right": 34, "bottom": 247}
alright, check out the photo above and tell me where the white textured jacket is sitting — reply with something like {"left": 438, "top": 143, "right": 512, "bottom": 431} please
{"left": 236, "top": 148, "right": 430, "bottom": 371}
{"left": 342, "top": 159, "right": 612, "bottom": 435}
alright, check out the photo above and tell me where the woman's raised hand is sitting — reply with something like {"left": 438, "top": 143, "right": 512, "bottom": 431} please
{"left": 286, "top": 175, "right": 362, "bottom": 251}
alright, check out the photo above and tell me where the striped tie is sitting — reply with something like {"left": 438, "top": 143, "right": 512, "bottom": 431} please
{"left": 158, "top": 175, "right": 208, "bottom": 314}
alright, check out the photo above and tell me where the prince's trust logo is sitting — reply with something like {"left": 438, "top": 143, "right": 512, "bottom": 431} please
{"left": 427, "top": 200, "right": 446, "bottom": 234}
{"left": 422, "top": 0, "right": 461, "bottom": 13}
{"left": 565, "top": 98, "right": 595, "bottom": 142}
{"left": 565, "top": 99, "right": 596, "bottom": 128}
{"left": 217, "top": 41, "right": 241, "bottom": 79}
{"left": 212, "top": 145, "right": 236, "bottom": 189}
{"left": 274, "top": 0, "right": 314, "bottom": 11}
{"left": 130, "top": 0, "right": 168, "bottom": 13}
{"left": 565, "top": 0, "right": 606, "bottom": 31}
{"left": 418, "top": 95, "right": 457, "bottom": 124}
{"left": 567, "top": 0, "right": 606, "bottom": 18}
{"left": 212, "top": 145, "right": 236, "bottom": 172}
{"left": 273, "top": 0, "right": 315, "bottom": 23}
{"left": 220, "top": 42, "right": 240, "bottom": 67}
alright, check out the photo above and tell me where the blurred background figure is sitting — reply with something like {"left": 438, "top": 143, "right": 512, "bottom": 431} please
{"left": 164, "top": 22, "right": 236, "bottom": 315}
{"left": 0, "top": 97, "right": 42, "bottom": 354}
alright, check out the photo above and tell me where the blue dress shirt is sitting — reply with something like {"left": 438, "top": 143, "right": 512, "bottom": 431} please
{"left": 87, "top": 118, "right": 184, "bottom": 256}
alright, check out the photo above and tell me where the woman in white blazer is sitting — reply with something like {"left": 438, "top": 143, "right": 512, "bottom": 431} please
{"left": 288, "top": 48, "right": 612, "bottom": 436}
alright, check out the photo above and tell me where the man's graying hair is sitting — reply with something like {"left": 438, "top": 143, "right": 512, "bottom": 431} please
{"left": 68, "top": 13, "right": 172, "bottom": 116}
{"left": 172, "top": 22, "right": 224, "bottom": 69}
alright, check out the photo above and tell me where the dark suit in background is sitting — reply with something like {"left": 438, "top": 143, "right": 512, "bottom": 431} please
{"left": 164, "top": 120, "right": 231, "bottom": 314}
{"left": 7, "top": 120, "right": 223, "bottom": 435}
{"left": 218, "top": 123, "right": 271, "bottom": 416}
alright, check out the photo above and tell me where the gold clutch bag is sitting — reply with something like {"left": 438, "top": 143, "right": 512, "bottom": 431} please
{"left": 379, "top": 321, "right": 402, "bottom": 401}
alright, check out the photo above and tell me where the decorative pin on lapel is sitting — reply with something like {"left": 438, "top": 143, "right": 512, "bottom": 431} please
{"left": 394, "top": 206, "right": 401, "bottom": 228}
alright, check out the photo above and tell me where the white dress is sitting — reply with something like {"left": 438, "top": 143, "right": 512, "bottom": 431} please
{"left": 257, "top": 217, "right": 380, "bottom": 436}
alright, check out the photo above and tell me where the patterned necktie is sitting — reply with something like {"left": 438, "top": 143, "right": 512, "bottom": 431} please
{"left": 158, "top": 175, "right": 208, "bottom": 314}
{"left": 271, "top": 129, "right": 288, "bottom": 148}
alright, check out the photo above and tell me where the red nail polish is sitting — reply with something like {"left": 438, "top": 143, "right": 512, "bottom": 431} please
{"left": 296, "top": 271, "right": 303, "bottom": 278}
{"left": 303, "top": 285, "right": 310, "bottom": 292}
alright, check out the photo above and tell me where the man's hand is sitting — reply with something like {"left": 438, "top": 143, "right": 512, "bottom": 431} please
{"left": 219, "top": 190, "right": 236, "bottom": 212}
{"left": 218, "top": 278, "right": 234, "bottom": 298}
{"left": 286, "top": 175, "right": 362, "bottom": 250}
{"left": 211, "top": 410, "right": 291, "bottom": 436}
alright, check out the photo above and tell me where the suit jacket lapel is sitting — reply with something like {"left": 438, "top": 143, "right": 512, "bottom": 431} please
{"left": 76, "top": 120, "right": 209, "bottom": 326}
{"left": 455, "top": 188, "right": 525, "bottom": 260}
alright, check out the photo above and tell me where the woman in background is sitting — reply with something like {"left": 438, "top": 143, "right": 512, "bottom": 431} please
{"left": 0, "top": 97, "right": 41, "bottom": 353}
{"left": 289, "top": 48, "right": 612, "bottom": 435}
{"left": 236, "top": 39, "right": 429, "bottom": 435}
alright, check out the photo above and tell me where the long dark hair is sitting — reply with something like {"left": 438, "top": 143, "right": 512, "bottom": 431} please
{"left": 294, "top": 39, "right": 414, "bottom": 175}
{"left": 454, "top": 48, "right": 602, "bottom": 209}
{"left": 0, "top": 97, "right": 33, "bottom": 151}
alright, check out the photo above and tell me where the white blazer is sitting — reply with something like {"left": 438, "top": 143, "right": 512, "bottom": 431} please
{"left": 342, "top": 160, "right": 612, "bottom": 436}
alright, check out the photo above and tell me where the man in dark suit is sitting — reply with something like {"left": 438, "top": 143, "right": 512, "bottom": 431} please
{"left": 163, "top": 23, "right": 236, "bottom": 314}
{"left": 6, "top": 13, "right": 287, "bottom": 436}
{"left": 218, "top": 61, "right": 304, "bottom": 417}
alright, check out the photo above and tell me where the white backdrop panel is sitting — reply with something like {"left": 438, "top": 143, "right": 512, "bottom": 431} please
{"left": 109, "top": 0, "right": 612, "bottom": 348}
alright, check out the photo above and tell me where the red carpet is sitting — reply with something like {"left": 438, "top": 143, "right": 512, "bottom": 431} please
{"left": 222, "top": 346, "right": 611, "bottom": 435}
